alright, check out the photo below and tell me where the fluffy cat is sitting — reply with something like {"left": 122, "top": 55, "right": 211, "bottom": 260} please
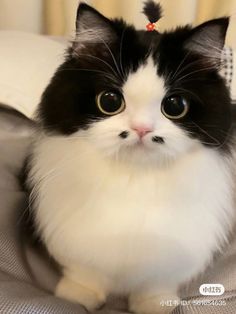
{"left": 25, "top": 1, "right": 236, "bottom": 313}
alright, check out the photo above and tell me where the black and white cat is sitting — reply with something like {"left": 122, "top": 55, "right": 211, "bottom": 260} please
{"left": 26, "top": 1, "right": 236, "bottom": 313}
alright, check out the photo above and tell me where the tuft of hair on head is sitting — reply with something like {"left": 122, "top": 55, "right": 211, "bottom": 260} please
{"left": 142, "top": 0, "right": 163, "bottom": 23}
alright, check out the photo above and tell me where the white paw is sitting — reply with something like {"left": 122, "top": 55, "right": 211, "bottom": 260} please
{"left": 55, "top": 276, "right": 106, "bottom": 311}
{"left": 129, "top": 293, "right": 180, "bottom": 314}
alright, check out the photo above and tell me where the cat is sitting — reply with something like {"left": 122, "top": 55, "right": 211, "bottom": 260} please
{"left": 25, "top": 1, "right": 236, "bottom": 313}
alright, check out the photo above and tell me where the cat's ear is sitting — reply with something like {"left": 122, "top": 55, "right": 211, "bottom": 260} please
{"left": 74, "top": 2, "right": 116, "bottom": 51}
{"left": 184, "top": 18, "right": 229, "bottom": 59}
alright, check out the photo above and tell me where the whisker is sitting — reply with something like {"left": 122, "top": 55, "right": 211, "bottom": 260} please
{"left": 188, "top": 121, "right": 221, "bottom": 146}
{"left": 97, "top": 34, "right": 123, "bottom": 80}
{"left": 174, "top": 63, "right": 224, "bottom": 85}
{"left": 74, "top": 51, "right": 121, "bottom": 80}
{"left": 170, "top": 51, "right": 191, "bottom": 82}
{"left": 74, "top": 28, "right": 124, "bottom": 81}
{"left": 119, "top": 28, "right": 126, "bottom": 79}
{"left": 171, "top": 56, "right": 226, "bottom": 84}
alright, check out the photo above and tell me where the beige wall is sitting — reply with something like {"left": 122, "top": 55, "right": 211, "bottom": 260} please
{"left": 44, "top": 0, "right": 236, "bottom": 48}
{"left": 0, "top": 0, "right": 43, "bottom": 33}
{"left": 0, "top": 0, "right": 235, "bottom": 48}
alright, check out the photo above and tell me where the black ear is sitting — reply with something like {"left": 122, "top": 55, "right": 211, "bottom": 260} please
{"left": 184, "top": 18, "right": 229, "bottom": 59}
{"left": 74, "top": 2, "right": 116, "bottom": 49}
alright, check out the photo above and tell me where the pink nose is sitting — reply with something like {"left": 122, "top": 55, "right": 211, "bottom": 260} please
{"left": 132, "top": 125, "right": 153, "bottom": 138}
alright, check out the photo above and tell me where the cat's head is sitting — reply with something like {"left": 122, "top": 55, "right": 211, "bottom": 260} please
{"left": 38, "top": 2, "right": 232, "bottom": 165}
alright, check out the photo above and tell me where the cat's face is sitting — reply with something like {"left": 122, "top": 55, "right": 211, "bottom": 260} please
{"left": 39, "top": 3, "right": 232, "bottom": 165}
{"left": 79, "top": 57, "right": 196, "bottom": 164}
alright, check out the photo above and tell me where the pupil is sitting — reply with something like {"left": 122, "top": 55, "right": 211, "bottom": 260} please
{"left": 164, "top": 96, "right": 186, "bottom": 117}
{"left": 100, "top": 92, "right": 121, "bottom": 113}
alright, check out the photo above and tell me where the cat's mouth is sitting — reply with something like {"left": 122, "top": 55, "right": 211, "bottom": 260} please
{"left": 134, "top": 135, "right": 165, "bottom": 147}
{"left": 135, "top": 140, "right": 146, "bottom": 148}
{"left": 128, "top": 137, "right": 165, "bottom": 153}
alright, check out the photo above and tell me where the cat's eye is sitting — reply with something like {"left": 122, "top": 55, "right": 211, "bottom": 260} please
{"left": 161, "top": 95, "right": 189, "bottom": 120}
{"left": 96, "top": 91, "right": 125, "bottom": 116}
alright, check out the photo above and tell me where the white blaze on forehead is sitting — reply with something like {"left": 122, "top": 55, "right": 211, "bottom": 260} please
{"left": 122, "top": 57, "right": 166, "bottom": 126}
{"left": 123, "top": 57, "right": 165, "bottom": 108}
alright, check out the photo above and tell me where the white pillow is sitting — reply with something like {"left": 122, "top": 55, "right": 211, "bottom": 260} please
{"left": 0, "top": 31, "right": 67, "bottom": 118}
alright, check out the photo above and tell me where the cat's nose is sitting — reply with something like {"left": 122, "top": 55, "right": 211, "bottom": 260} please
{"left": 131, "top": 125, "right": 153, "bottom": 138}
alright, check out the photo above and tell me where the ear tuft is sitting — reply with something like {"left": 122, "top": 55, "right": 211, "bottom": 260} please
{"left": 74, "top": 2, "right": 115, "bottom": 50}
{"left": 184, "top": 17, "right": 229, "bottom": 59}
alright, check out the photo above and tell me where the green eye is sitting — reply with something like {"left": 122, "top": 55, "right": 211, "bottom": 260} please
{"left": 161, "top": 95, "right": 189, "bottom": 120}
{"left": 96, "top": 91, "right": 125, "bottom": 116}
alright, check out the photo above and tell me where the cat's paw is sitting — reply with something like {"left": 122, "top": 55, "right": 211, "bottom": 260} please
{"left": 129, "top": 293, "right": 179, "bottom": 314}
{"left": 55, "top": 276, "right": 106, "bottom": 311}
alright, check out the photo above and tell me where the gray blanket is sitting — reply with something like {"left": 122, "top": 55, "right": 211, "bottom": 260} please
{"left": 1, "top": 104, "right": 236, "bottom": 314}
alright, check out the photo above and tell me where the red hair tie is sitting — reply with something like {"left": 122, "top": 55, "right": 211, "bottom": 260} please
{"left": 146, "top": 22, "right": 156, "bottom": 32}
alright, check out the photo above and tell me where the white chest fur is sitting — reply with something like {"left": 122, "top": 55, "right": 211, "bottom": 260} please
{"left": 31, "top": 135, "right": 235, "bottom": 293}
